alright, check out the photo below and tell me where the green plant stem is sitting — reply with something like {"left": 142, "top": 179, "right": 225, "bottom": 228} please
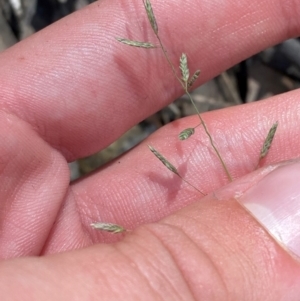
{"left": 186, "top": 91, "right": 233, "bottom": 182}
{"left": 156, "top": 35, "right": 185, "bottom": 89}
{"left": 179, "top": 175, "right": 205, "bottom": 195}
{"left": 155, "top": 34, "right": 233, "bottom": 182}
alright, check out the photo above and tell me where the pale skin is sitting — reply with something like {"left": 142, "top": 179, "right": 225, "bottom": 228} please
{"left": 0, "top": 0, "right": 300, "bottom": 299}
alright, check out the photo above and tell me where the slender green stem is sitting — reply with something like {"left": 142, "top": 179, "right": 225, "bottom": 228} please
{"left": 178, "top": 175, "right": 205, "bottom": 195}
{"left": 155, "top": 34, "right": 232, "bottom": 182}
{"left": 186, "top": 91, "right": 233, "bottom": 182}
{"left": 156, "top": 35, "right": 185, "bottom": 89}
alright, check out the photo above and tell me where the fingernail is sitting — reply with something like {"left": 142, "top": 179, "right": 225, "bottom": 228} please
{"left": 236, "top": 160, "right": 300, "bottom": 258}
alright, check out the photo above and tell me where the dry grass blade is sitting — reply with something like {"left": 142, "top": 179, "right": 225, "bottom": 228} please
{"left": 116, "top": 37, "right": 156, "bottom": 48}
{"left": 91, "top": 222, "right": 126, "bottom": 233}
{"left": 260, "top": 122, "right": 278, "bottom": 159}
{"left": 179, "top": 128, "right": 195, "bottom": 140}
{"left": 188, "top": 70, "right": 201, "bottom": 88}
{"left": 148, "top": 145, "right": 179, "bottom": 176}
{"left": 143, "top": 0, "right": 158, "bottom": 34}
{"left": 179, "top": 53, "right": 189, "bottom": 83}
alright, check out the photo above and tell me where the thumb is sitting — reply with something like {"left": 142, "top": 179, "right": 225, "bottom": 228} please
{"left": 157, "top": 159, "right": 300, "bottom": 300}
{"left": 0, "top": 161, "right": 300, "bottom": 300}
{"left": 215, "top": 159, "right": 300, "bottom": 259}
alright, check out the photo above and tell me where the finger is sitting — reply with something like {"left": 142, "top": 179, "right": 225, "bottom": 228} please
{"left": 0, "top": 0, "right": 299, "bottom": 160}
{"left": 1, "top": 161, "right": 300, "bottom": 300}
{"left": 0, "top": 112, "right": 70, "bottom": 259}
{"left": 43, "top": 89, "right": 300, "bottom": 252}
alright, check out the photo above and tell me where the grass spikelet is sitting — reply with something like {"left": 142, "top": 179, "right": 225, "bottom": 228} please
{"left": 179, "top": 53, "right": 190, "bottom": 83}
{"left": 179, "top": 128, "right": 195, "bottom": 140}
{"left": 188, "top": 70, "right": 201, "bottom": 88}
{"left": 116, "top": 37, "right": 156, "bottom": 48}
{"left": 148, "top": 145, "right": 179, "bottom": 176}
{"left": 259, "top": 122, "right": 278, "bottom": 160}
{"left": 143, "top": 0, "right": 158, "bottom": 34}
{"left": 91, "top": 222, "right": 126, "bottom": 233}
{"left": 148, "top": 145, "right": 205, "bottom": 195}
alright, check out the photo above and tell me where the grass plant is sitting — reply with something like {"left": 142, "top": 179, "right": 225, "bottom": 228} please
{"left": 91, "top": 0, "right": 278, "bottom": 233}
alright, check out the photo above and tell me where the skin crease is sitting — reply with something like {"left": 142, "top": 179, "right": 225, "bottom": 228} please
{"left": 0, "top": 0, "right": 299, "bottom": 299}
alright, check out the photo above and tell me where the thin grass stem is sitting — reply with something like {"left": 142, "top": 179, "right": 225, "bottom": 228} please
{"left": 154, "top": 34, "right": 233, "bottom": 182}
{"left": 186, "top": 91, "right": 233, "bottom": 181}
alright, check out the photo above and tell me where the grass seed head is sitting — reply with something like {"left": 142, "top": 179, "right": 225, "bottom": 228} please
{"left": 179, "top": 128, "right": 195, "bottom": 140}
{"left": 148, "top": 145, "right": 179, "bottom": 176}
{"left": 260, "top": 122, "right": 278, "bottom": 159}
{"left": 116, "top": 37, "right": 156, "bottom": 48}
{"left": 91, "top": 222, "right": 126, "bottom": 233}
{"left": 143, "top": 0, "right": 158, "bottom": 35}
{"left": 179, "top": 53, "right": 190, "bottom": 83}
{"left": 188, "top": 70, "right": 201, "bottom": 88}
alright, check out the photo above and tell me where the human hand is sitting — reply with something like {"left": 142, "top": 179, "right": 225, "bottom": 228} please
{"left": 0, "top": 0, "right": 300, "bottom": 299}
